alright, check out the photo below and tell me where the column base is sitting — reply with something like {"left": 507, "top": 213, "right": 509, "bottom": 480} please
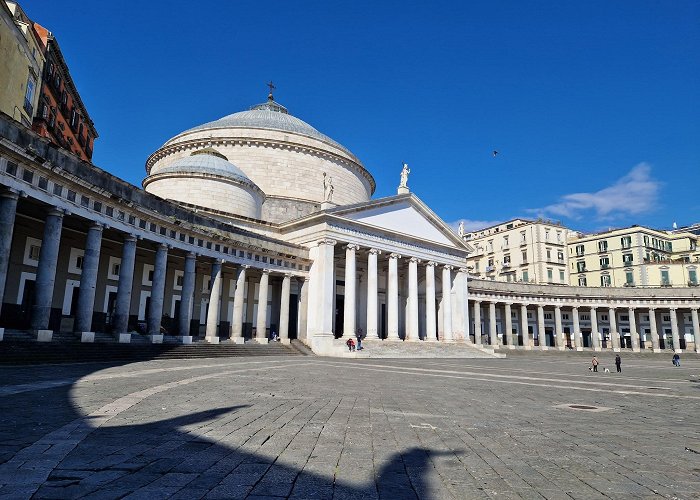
{"left": 385, "top": 336, "right": 402, "bottom": 342}
{"left": 179, "top": 335, "right": 193, "bottom": 344}
{"left": 116, "top": 333, "right": 131, "bottom": 343}
{"left": 204, "top": 336, "right": 220, "bottom": 344}
{"left": 229, "top": 336, "right": 245, "bottom": 344}
{"left": 506, "top": 345, "right": 516, "bottom": 350}
{"left": 33, "top": 329, "right": 53, "bottom": 342}
{"left": 593, "top": 347, "right": 602, "bottom": 352}
{"left": 674, "top": 348, "right": 683, "bottom": 354}
{"left": 576, "top": 346, "right": 584, "bottom": 351}
{"left": 423, "top": 336, "right": 437, "bottom": 342}
{"left": 254, "top": 338, "right": 269, "bottom": 344}
{"left": 79, "top": 332, "right": 95, "bottom": 343}
{"left": 540, "top": 346, "right": 549, "bottom": 351}
{"left": 405, "top": 337, "right": 421, "bottom": 342}
{"left": 280, "top": 338, "right": 291, "bottom": 345}
{"left": 632, "top": 347, "right": 641, "bottom": 352}
{"left": 0, "top": 327, "right": 4, "bottom": 341}
{"left": 522, "top": 345, "right": 532, "bottom": 350}
{"left": 149, "top": 334, "right": 164, "bottom": 344}
{"left": 613, "top": 347, "right": 621, "bottom": 352}
{"left": 556, "top": 346, "right": 565, "bottom": 351}
{"left": 440, "top": 338, "right": 455, "bottom": 343}
{"left": 653, "top": 348, "right": 663, "bottom": 353}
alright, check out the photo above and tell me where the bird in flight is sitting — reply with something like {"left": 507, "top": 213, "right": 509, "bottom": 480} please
{"left": 492, "top": 150, "right": 499, "bottom": 157}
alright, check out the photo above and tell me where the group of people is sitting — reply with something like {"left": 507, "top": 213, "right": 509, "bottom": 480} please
{"left": 591, "top": 353, "right": 682, "bottom": 373}
{"left": 346, "top": 328, "right": 364, "bottom": 352}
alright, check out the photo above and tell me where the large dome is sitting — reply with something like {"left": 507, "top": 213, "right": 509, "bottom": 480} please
{"left": 145, "top": 95, "right": 375, "bottom": 223}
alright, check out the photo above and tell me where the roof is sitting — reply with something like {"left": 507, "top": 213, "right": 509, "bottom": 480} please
{"left": 152, "top": 153, "right": 262, "bottom": 193}
{"left": 168, "top": 98, "right": 358, "bottom": 160}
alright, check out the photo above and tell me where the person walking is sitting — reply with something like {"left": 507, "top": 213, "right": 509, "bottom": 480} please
{"left": 356, "top": 327, "right": 363, "bottom": 351}
{"left": 591, "top": 356, "right": 599, "bottom": 372}
{"left": 614, "top": 354, "right": 622, "bottom": 373}
{"left": 672, "top": 353, "right": 680, "bottom": 367}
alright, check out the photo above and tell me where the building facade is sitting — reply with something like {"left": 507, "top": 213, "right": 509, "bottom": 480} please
{"left": 464, "top": 219, "right": 571, "bottom": 285}
{"left": 568, "top": 226, "right": 700, "bottom": 288}
{"left": 31, "top": 23, "right": 97, "bottom": 161}
{"left": 0, "top": 91, "right": 699, "bottom": 355}
{"left": 0, "top": 1, "right": 44, "bottom": 126}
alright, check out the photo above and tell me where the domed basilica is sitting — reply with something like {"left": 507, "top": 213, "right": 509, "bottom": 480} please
{"left": 0, "top": 89, "right": 697, "bottom": 356}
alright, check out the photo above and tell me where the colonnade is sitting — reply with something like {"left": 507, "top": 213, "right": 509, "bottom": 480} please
{"left": 0, "top": 195, "right": 302, "bottom": 343}
{"left": 317, "top": 240, "right": 470, "bottom": 342}
{"left": 469, "top": 299, "right": 700, "bottom": 353}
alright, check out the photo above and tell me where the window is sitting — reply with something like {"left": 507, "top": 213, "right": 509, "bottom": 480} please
{"left": 108, "top": 257, "right": 121, "bottom": 280}
{"left": 38, "top": 176, "right": 48, "bottom": 190}
{"left": 487, "top": 258, "right": 494, "bottom": 267}
{"left": 67, "top": 190, "right": 76, "bottom": 202}
{"left": 522, "top": 270, "right": 529, "bottom": 282}
{"left": 106, "top": 206, "right": 114, "bottom": 217}
{"left": 625, "top": 271, "right": 634, "bottom": 285}
{"left": 578, "top": 276, "right": 587, "bottom": 286}
{"left": 600, "top": 256, "right": 610, "bottom": 269}
{"left": 660, "top": 269, "right": 670, "bottom": 286}
{"left": 487, "top": 240, "right": 493, "bottom": 252}
{"left": 53, "top": 183, "right": 63, "bottom": 196}
{"left": 502, "top": 236, "right": 509, "bottom": 248}
{"left": 24, "top": 76, "right": 35, "bottom": 115}
{"left": 575, "top": 244, "right": 585, "bottom": 256}
{"left": 149, "top": 223, "right": 156, "bottom": 232}
{"left": 601, "top": 274, "right": 611, "bottom": 287}
{"left": 546, "top": 248, "right": 552, "bottom": 260}
{"left": 556, "top": 231, "right": 562, "bottom": 243}
{"left": 598, "top": 240, "right": 608, "bottom": 252}
{"left": 22, "top": 169, "right": 33, "bottom": 183}
{"left": 520, "top": 231, "right": 526, "bottom": 244}
{"left": 622, "top": 254, "right": 633, "bottom": 266}
{"left": 68, "top": 248, "right": 85, "bottom": 274}
{"left": 621, "top": 236, "right": 632, "bottom": 249}
{"left": 545, "top": 229, "right": 550, "bottom": 241}
{"left": 521, "top": 250, "right": 527, "bottom": 263}
{"left": 544, "top": 313, "right": 553, "bottom": 320}
{"left": 93, "top": 201, "right": 102, "bottom": 212}
{"left": 139, "top": 219, "right": 146, "bottom": 229}
{"left": 576, "top": 261, "right": 586, "bottom": 272}
{"left": 559, "top": 270, "right": 565, "bottom": 282}
{"left": 643, "top": 235, "right": 649, "bottom": 246}
{"left": 28, "top": 242, "right": 41, "bottom": 262}
{"left": 128, "top": 215, "right": 136, "bottom": 225}
{"left": 5, "top": 161, "right": 17, "bottom": 176}
{"left": 80, "top": 196, "right": 89, "bottom": 208}
{"left": 503, "top": 254, "right": 511, "bottom": 264}
{"left": 547, "top": 268, "right": 553, "bottom": 281}
{"left": 562, "top": 313, "right": 569, "bottom": 320}
{"left": 689, "top": 269, "right": 698, "bottom": 285}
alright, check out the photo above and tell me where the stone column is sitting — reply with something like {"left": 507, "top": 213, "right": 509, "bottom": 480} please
{"left": 279, "top": 273, "right": 291, "bottom": 343}
{"left": 205, "top": 259, "right": 223, "bottom": 343}
{"left": 343, "top": 244, "right": 359, "bottom": 339}
{"left": 178, "top": 252, "right": 196, "bottom": 340}
{"left": 691, "top": 308, "right": 700, "bottom": 353}
{"left": 407, "top": 257, "right": 420, "bottom": 341}
{"left": 229, "top": 265, "right": 248, "bottom": 342}
{"left": 609, "top": 307, "right": 620, "bottom": 351}
{"left": 554, "top": 305, "right": 564, "bottom": 350}
{"left": 30, "top": 209, "right": 64, "bottom": 338}
{"left": 366, "top": 249, "right": 380, "bottom": 339}
{"left": 74, "top": 223, "right": 103, "bottom": 338}
{"left": 113, "top": 235, "right": 137, "bottom": 337}
{"left": 442, "top": 265, "right": 453, "bottom": 342}
{"left": 669, "top": 308, "right": 681, "bottom": 353}
{"left": 628, "top": 307, "right": 640, "bottom": 352}
{"left": 504, "top": 303, "right": 514, "bottom": 348}
{"left": 425, "top": 261, "right": 437, "bottom": 341}
{"left": 537, "top": 305, "right": 547, "bottom": 350}
{"left": 147, "top": 244, "right": 168, "bottom": 337}
{"left": 488, "top": 301, "right": 498, "bottom": 347}
{"left": 649, "top": 307, "right": 660, "bottom": 352}
{"left": 572, "top": 306, "right": 583, "bottom": 350}
{"left": 472, "top": 300, "right": 482, "bottom": 345}
{"left": 590, "top": 306, "right": 601, "bottom": 351}
{"left": 520, "top": 304, "right": 530, "bottom": 349}
{"left": 0, "top": 190, "right": 19, "bottom": 324}
{"left": 387, "top": 253, "right": 401, "bottom": 340}
{"left": 298, "top": 277, "right": 309, "bottom": 341}
{"left": 255, "top": 269, "right": 271, "bottom": 342}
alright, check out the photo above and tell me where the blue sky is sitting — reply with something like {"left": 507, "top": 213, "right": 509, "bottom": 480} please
{"left": 19, "top": 1, "right": 699, "bottom": 233}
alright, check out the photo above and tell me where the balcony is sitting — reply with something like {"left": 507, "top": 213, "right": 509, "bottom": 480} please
{"left": 689, "top": 281, "right": 699, "bottom": 287}
{"left": 601, "top": 264, "right": 609, "bottom": 269}
{"left": 598, "top": 247, "right": 608, "bottom": 254}
{"left": 623, "top": 282, "right": 635, "bottom": 287}
{"left": 485, "top": 266, "right": 495, "bottom": 273}
{"left": 623, "top": 261, "right": 633, "bottom": 267}
{"left": 502, "top": 262, "right": 511, "bottom": 269}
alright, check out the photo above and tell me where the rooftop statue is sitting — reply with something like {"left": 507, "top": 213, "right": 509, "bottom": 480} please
{"left": 399, "top": 163, "right": 410, "bottom": 188}
{"left": 323, "top": 172, "right": 334, "bottom": 202}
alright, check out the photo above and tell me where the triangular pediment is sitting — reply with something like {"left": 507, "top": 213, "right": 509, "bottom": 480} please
{"left": 329, "top": 194, "right": 469, "bottom": 249}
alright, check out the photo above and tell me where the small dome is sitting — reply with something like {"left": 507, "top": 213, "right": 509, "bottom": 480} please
{"left": 157, "top": 152, "right": 258, "bottom": 189}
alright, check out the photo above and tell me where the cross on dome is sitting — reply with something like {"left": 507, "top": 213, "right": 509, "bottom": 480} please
{"left": 267, "top": 81, "right": 276, "bottom": 101}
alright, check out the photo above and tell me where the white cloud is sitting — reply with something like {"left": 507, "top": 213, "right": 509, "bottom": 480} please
{"left": 528, "top": 163, "right": 660, "bottom": 221}
{"left": 448, "top": 219, "right": 503, "bottom": 233}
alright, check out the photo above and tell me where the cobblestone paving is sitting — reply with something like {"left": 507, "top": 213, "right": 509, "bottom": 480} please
{"left": 0, "top": 352, "right": 699, "bottom": 499}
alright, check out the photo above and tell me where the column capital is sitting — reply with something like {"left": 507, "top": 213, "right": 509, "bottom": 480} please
{"left": 0, "top": 188, "right": 20, "bottom": 200}
{"left": 282, "top": 273, "right": 293, "bottom": 279}
{"left": 554, "top": 304, "right": 561, "bottom": 310}
{"left": 425, "top": 260, "right": 438, "bottom": 267}
{"left": 368, "top": 248, "right": 382, "bottom": 255}
{"left": 648, "top": 306, "right": 656, "bottom": 311}
{"left": 389, "top": 253, "right": 402, "bottom": 259}
{"left": 669, "top": 307, "right": 677, "bottom": 311}
{"left": 458, "top": 267, "right": 469, "bottom": 274}
{"left": 537, "top": 304, "right": 544, "bottom": 311}
{"left": 186, "top": 251, "right": 197, "bottom": 258}
{"left": 89, "top": 222, "right": 104, "bottom": 231}
{"left": 409, "top": 257, "right": 421, "bottom": 264}
{"left": 345, "top": 243, "right": 360, "bottom": 251}
{"left": 124, "top": 234, "right": 137, "bottom": 243}
{"left": 260, "top": 268, "right": 272, "bottom": 275}
{"left": 47, "top": 208, "right": 65, "bottom": 218}
{"left": 443, "top": 264, "right": 453, "bottom": 271}
{"left": 473, "top": 299, "right": 482, "bottom": 304}
{"left": 317, "top": 238, "right": 337, "bottom": 247}
{"left": 590, "top": 305, "right": 597, "bottom": 311}
{"left": 157, "top": 242, "right": 169, "bottom": 250}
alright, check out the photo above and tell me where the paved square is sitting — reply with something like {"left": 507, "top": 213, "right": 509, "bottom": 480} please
{"left": 0, "top": 352, "right": 699, "bottom": 499}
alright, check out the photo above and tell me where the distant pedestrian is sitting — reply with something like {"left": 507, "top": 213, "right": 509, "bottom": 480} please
{"left": 672, "top": 353, "right": 680, "bottom": 367}
{"left": 346, "top": 338, "right": 356, "bottom": 352}
{"left": 591, "top": 356, "right": 599, "bottom": 372}
{"left": 356, "top": 328, "right": 363, "bottom": 350}
{"left": 615, "top": 354, "right": 622, "bottom": 373}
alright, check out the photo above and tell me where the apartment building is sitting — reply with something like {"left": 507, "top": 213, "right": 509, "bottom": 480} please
{"left": 464, "top": 219, "right": 571, "bottom": 285}
{"left": 568, "top": 226, "right": 700, "bottom": 288}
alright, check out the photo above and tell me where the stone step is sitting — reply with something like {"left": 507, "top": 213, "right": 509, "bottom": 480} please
{"left": 333, "top": 338, "right": 505, "bottom": 359}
